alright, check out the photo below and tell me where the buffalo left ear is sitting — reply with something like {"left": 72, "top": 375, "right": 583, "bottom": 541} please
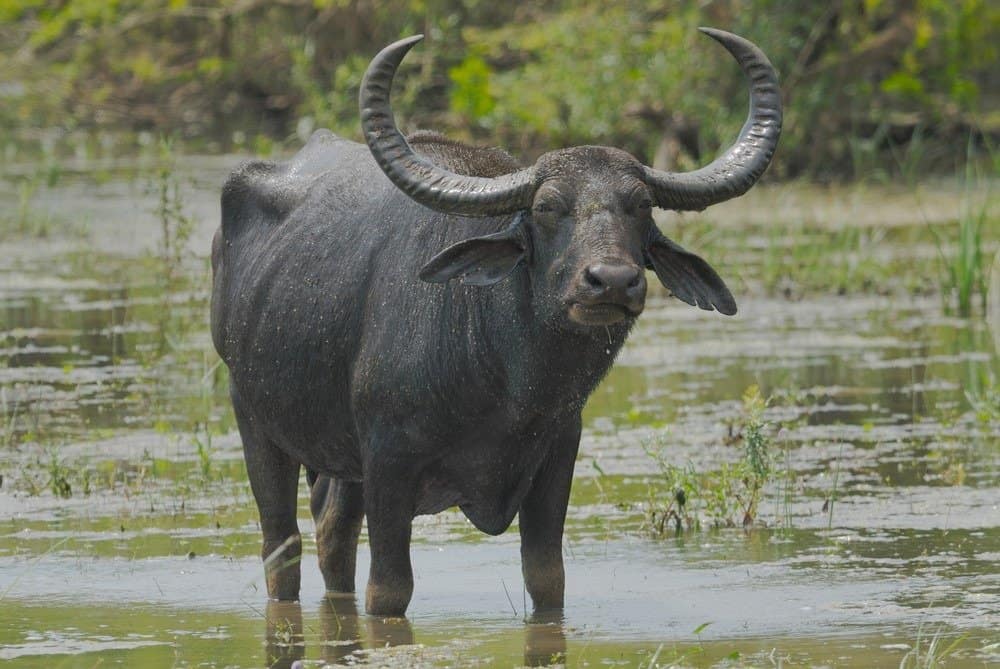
{"left": 419, "top": 213, "right": 528, "bottom": 286}
{"left": 645, "top": 230, "right": 737, "bottom": 315}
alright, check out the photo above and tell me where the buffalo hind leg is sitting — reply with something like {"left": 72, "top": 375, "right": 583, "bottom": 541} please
{"left": 519, "top": 421, "right": 582, "bottom": 612}
{"left": 308, "top": 472, "right": 364, "bottom": 594}
{"left": 237, "top": 409, "right": 302, "bottom": 600}
{"left": 362, "top": 447, "right": 416, "bottom": 616}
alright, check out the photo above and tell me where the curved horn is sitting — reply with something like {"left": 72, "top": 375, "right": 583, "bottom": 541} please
{"left": 643, "top": 28, "right": 782, "bottom": 211}
{"left": 359, "top": 35, "right": 536, "bottom": 217}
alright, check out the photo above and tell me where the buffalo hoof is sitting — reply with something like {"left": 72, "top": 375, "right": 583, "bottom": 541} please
{"left": 365, "top": 581, "right": 412, "bottom": 617}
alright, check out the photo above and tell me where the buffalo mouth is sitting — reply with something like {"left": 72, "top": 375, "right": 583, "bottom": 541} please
{"left": 568, "top": 301, "right": 643, "bottom": 326}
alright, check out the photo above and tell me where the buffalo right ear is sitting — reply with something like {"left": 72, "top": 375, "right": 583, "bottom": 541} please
{"left": 419, "top": 214, "right": 528, "bottom": 286}
{"left": 645, "top": 229, "right": 738, "bottom": 315}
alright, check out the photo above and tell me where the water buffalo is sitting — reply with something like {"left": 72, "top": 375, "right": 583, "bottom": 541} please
{"left": 211, "top": 28, "right": 780, "bottom": 616}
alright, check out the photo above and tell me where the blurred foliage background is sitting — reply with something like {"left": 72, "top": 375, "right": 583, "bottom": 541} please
{"left": 1, "top": 0, "right": 997, "bottom": 179}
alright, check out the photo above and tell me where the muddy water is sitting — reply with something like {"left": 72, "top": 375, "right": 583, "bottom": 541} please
{"left": 1, "top": 162, "right": 997, "bottom": 667}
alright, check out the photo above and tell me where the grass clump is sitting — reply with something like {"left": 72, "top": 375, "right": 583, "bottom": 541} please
{"left": 899, "top": 625, "right": 968, "bottom": 669}
{"left": 947, "top": 200, "right": 988, "bottom": 318}
{"left": 932, "top": 181, "right": 993, "bottom": 317}
{"left": 645, "top": 385, "right": 773, "bottom": 535}
{"left": 46, "top": 451, "right": 72, "bottom": 498}
{"left": 925, "top": 140, "right": 997, "bottom": 318}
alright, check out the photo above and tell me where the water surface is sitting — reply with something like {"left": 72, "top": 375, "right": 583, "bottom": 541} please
{"left": 1, "top": 163, "right": 997, "bottom": 667}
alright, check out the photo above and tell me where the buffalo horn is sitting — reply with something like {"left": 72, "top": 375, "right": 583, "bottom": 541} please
{"left": 642, "top": 28, "right": 782, "bottom": 211}
{"left": 359, "top": 35, "right": 536, "bottom": 217}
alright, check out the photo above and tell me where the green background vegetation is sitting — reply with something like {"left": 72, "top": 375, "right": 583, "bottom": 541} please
{"left": 1, "top": 0, "right": 998, "bottom": 179}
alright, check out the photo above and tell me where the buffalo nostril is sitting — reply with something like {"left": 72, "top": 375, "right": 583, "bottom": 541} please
{"left": 627, "top": 271, "right": 642, "bottom": 289}
{"left": 584, "top": 267, "right": 604, "bottom": 289}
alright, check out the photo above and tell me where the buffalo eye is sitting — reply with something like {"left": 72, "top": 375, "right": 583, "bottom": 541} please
{"left": 632, "top": 193, "right": 654, "bottom": 213}
{"left": 624, "top": 186, "right": 653, "bottom": 214}
{"left": 532, "top": 192, "right": 569, "bottom": 217}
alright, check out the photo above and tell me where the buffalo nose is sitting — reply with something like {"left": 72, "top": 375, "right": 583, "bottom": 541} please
{"left": 584, "top": 263, "right": 643, "bottom": 293}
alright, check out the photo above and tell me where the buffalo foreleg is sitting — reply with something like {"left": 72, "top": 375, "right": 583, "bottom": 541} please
{"left": 518, "top": 421, "right": 582, "bottom": 612}
{"left": 309, "top": 474, "right": 365, "bottom": 594}
{"left": 362, "top": 448, "right": 416, "bottom": 616}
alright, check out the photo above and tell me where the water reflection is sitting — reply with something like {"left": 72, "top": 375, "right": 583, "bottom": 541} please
{"left": 264, "top": 600, "right": 304, "bottom": 669}
{"left": 263, "top": 598, "right": 569, "bottom": 667}
{"left": 524, "top": 611, "right": 567, "bottom": 666}
{"left": 318, "top": 596, "right": 363, "bottom": 664}
{"left": 265, "top": 597, "right": 417, "bottom": 667}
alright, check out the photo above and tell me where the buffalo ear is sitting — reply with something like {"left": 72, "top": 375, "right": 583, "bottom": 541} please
{"left": 645, "top": 230, "right": 737, "bottom": 315}
{"left": 419, "top": 214, "right": 528, "bottom": 286}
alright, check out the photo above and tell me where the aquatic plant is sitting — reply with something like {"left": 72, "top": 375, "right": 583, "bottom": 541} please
{"left": 0, "top": 385, "right": 21, "bottom": 449}
{"left": 738, "top": 384, "right": 771, "bottom": 526}
{"left": 899, "top": 624, "right": 968, "bottom": 669}
{"left": 644, "top": 460, "right": 699, "bottom": 534}
{"left": 924, "top": 138, "right": 996, "bottom": 317}
{"left": 825, "top": 442, "right": 845, "bottom": 530}
{"left": 193, "top": 356, "right": 231, "bottom": 484}
{"left": 939, "top": 194, "right": 989, "bottom": 317}
{"left": 966, "top": 373, "right": 1000, "bottom": 429}
{"left": 46, "top": 451, "right": 71, "bottom": 499}
{"left": 150, "top": 136, "right": 195, "bottom": 287}
{"left": 193, "top": 432, "right": 213, "bottom": 481}
{"left": 645, "top": 385, "right": 775, "bottom": 535}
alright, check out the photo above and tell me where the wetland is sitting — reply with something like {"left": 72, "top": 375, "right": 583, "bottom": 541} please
{"left": 0, "top": 158, "right": 997, "bottom": 667}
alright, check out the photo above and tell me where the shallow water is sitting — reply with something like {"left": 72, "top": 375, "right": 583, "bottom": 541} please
{"left": 1, "top": 162, "right": 998, "bottom": 667}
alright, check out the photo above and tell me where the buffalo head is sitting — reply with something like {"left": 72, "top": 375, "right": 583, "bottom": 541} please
{"left": 359, "top": 29, "right": 781, "bottom": 326}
